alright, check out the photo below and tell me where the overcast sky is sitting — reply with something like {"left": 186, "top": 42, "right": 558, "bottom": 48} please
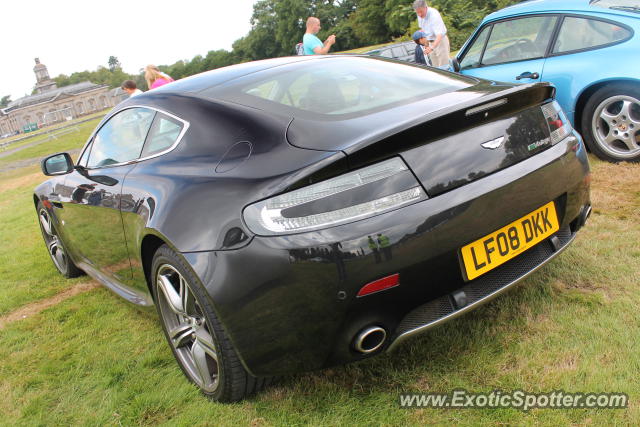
{"left": 0, "top": 0, "right": 256, "bottom": 101}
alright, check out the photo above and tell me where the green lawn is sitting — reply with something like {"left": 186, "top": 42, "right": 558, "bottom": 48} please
{"left": 0, "top": 119, "right": 638, "bottom": 425}
{"left": 0, "top": 109, "right": 109, "bottom": 151}
{"left": 0, "top": 117, "right": 101, "bottom": 169}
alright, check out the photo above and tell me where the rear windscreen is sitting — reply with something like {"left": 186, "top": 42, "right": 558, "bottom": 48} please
{"left": 216, "top": 57, "right": 471, "bottom": 117}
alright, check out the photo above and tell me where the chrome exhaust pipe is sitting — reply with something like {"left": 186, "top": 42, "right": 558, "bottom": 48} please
{"left": 577, "top": 204, "right": 592, "bottom": 229}
{"left": 353, "top": 326, "right": 387, "bottom": 354}
{"left": 584, "top": 205, "right": 592, "bottom": 223}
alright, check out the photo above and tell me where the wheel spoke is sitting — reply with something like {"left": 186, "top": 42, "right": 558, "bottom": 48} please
{"left": 600, "top": 108, "right": 618, "bottom": 125}
{"left": 190, "top": 337, "right": 217, "bottom": 389}
{"left": 169, "top": 323, "right": 193, "bottom": 348}
{"left": 619, "top": 100, "right": 633, "bottom": 121}
{"left": 180, "top": 276, "right": 193, "bottom": 316}
{"left": 39, "top": 212, "right": 53, "bottom": 237}
{"left": 53, "top": 245, "right": 66, "bottom": 268}
{"left": 194, "top": 327, "right": 218, "bottom": 360}
{"left": 47, "top": 239, "right": 58, "bottom": 256}
{"left": 157, "top": 272, "right": 186, "bottom": 316}
{"left": 603, "top": 131, "right": 618, "bottom": 145}
{"left": 621, "top": 136, "right": 639, "bottom": 151}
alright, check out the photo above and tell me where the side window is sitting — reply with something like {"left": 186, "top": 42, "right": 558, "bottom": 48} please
{"left": 380, "top": 49, "right": 393, "bottom": 58}
{"left": 245, "top": 80, "right": 278, "bottom": 100}
{"left": 482, "top": 16, "right": 558, "bottom": 65}
{"left": 460, "top": 25, "right": 491, "bottom": 70}
{"left": 391, "top": 46, "right": 406, "bottom": 58}
{"left": 87, "top": 108, "right": 155, "bottom": 168}
{"left": 553, "top": 17, "right": 631, "bottom": 54}
{"left": 141, "top": 113, "right": 185, "bottom": 157}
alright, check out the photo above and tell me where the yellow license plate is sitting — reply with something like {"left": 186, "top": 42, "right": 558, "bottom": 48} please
{"left": 460, "top": 201, "right": 559, "bottom": 281}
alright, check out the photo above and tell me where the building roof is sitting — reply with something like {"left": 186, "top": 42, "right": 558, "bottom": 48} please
{"left": 4, "top": 81, "right": 109, "bottom": 112}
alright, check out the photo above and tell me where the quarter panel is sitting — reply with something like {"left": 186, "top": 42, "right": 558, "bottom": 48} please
{"left": 542, "top": 34, "right": 640, "bottom": 123}
{"left": 182, "top": 135, "right": 590, "bottom": 376}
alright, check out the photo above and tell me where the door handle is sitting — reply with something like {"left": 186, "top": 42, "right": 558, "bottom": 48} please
{"left": 516, "top": 72, "right": 540, "bottom": 80}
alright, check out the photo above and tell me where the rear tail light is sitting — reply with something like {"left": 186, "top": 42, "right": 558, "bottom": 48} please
{"left": 243, "top": 157, "right": 426, "bottom": 236}
{"left": 541, "top": 101, "right": 572, "bottom": 145}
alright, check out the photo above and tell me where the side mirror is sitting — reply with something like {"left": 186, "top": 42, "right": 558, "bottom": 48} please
{"left": 451, "top": 57, "right": 461, "bottom": 73}
{"left": 41, "top": 153, "right": 74, "bottom": 176}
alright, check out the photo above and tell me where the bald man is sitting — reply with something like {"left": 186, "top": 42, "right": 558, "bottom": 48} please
{"left": 303, "top": 17, "right": 336, "bottom": 55}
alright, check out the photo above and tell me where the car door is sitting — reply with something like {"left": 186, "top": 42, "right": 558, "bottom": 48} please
{"left": 58, "top": 107, "right": 155, "bottom": 283}
{"left": 458, "top": 15, "right": 560, "bottom": 84}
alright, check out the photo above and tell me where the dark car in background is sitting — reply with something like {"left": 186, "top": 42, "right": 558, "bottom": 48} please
{"left": 364, "top": 41, "right": 419, "bottom": 63}
{"left": 455, "top": 0, "right": 640, "bottom": 162}
{"left": 35, "top": 55, "right": 591, "bottom": 402}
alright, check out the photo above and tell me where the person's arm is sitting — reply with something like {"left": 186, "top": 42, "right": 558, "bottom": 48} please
{"left": 426, "top": 9, "right": 447, "bottom": 53}
{"left": 424, "top": 33, "right": 443, "bottom": 55}
{"left": 313, "top": 34, "right": 336, "bottom": 54}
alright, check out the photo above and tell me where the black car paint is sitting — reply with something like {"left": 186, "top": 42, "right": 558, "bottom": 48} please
{"left": 34, "top": 55, "right": 590, "bottom": 378}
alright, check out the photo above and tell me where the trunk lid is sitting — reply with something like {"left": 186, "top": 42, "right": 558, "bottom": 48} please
{"left": 287, "top": 82, "right": 556, "bottom": 196}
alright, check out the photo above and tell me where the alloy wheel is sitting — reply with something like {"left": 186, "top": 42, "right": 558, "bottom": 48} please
{"left": 592, "top": 95, "right": 640, "bottom": 160}
{"left": 155, "top": 264, "right": 220, "bottom": 393}
{"left": 38, "top": 208, "right": 69, "bottom": 273}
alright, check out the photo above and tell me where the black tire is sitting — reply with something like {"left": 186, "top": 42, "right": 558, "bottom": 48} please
{"left": 151, "top": 244, "right": 270, "bottom": 402}
{"left": 581, "top": 83, "right": 640, "bottom": 162}
{"left": 36, "top": 201, "right": 84, "bottom": 278}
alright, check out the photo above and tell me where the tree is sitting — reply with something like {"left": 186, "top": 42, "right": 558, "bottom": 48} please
{"left": 384, "top": 0, "right": 414, "bottom": 35}
{"left": 274, "top": 0, "right": 308, "bottom": 55}
{"left": 108, "top": 56, "right": 121, "bottom": 72}
{"left": 0, "top": 95, "right": 11, "bottom": 108}
{"left": 42, "top": 0, "right": 521, "bottom": 95}
{"left": 349, "top": 0, "right": 390, "bottom": 45}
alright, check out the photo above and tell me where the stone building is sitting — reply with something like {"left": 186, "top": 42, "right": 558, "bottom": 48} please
{"left": 0, "top": 58, "right": 117, "bottom": 135}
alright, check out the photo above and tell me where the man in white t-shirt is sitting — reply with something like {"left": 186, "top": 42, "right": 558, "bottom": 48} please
{"left": 413, "top": 0, "right": 450, "bottom": 67}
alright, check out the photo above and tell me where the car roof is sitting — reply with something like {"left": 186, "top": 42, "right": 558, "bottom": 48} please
{"left": 485, "top": 0, "right": 640, "bottom": 22}
{"left": 151, "top": 54, "right": 431, "bottom": 99}
{"left": 150, "top": 56, "right": 317, "bottom": 94}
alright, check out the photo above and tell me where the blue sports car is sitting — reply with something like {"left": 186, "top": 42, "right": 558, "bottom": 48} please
{"left": 455, "top": 0, "right": 640, "bottom": 162}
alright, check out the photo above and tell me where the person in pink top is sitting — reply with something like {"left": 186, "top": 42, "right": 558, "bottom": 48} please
{"left": 145, "top": 64, "right": 174, "bottom": 89}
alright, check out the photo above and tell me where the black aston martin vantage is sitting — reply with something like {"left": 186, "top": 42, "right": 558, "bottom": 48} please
{"left": 35, "top": 55, "right": 591, "bottom": 402}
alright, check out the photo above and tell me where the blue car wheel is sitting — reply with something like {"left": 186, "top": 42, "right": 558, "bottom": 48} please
{"left": 581, "top": 83, "right": 640, "bottom": 163}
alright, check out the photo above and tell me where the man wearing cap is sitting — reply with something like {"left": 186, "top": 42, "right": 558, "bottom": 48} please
{"left": 412, "top": 30, "right": 429, "bottom": 65}
{"left": 412, "top": 0, "right": 450, "bottom": 67}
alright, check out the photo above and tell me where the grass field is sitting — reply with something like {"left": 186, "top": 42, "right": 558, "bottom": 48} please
{"left": 0, "top": 109, "right": 109, "bottom": 151}
{"left": 0, "top": 117, "right": 638, "bottom": 426}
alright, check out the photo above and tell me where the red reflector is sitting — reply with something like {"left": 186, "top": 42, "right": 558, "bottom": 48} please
{"left": 357, "top": 273, "right": 400, "bottom": 297}
{"left": 42, "top": 200, "right": 52, "bottom": 209}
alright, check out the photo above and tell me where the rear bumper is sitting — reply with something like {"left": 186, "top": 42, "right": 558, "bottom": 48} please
{"left": 183, "top": 133, "right": 590, "bottom": 377}
{"left": 387, "top": 223, "right": 577, "bottom": 352}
